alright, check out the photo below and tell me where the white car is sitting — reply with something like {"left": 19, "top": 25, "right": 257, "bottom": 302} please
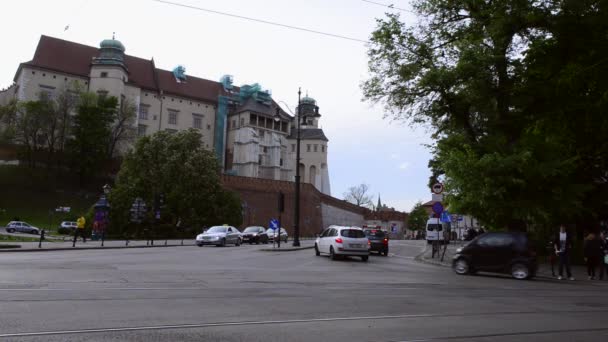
{"left": 315, "top": 226, "right": 370, "bottom": 261}
{"left": 5, "top": 221, "right": 41, "bottom": 235}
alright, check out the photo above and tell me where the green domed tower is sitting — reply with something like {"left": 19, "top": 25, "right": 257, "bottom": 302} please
{"left": 89, "top": 34, "right": 129, "bottom": 101}
{"left": 94, "top": 36, "right": 127, "bottom": 68}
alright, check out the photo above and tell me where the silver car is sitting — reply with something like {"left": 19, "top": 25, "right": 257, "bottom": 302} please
{"left": 5, "top": 221, "right": 40, "bottom": 235}
{"left": 267, "top": 228, "right": 288, "bottom": 243}
{"left": 196, "top": 226, "right": 242, "bottom": 247}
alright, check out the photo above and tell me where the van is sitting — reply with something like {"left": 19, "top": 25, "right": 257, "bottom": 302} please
{"left": 425, "top": 217, "right": 443, "bottom": 244}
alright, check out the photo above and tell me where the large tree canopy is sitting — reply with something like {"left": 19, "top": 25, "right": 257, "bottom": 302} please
{"left": 363, "top": 0, "right": 608, "bottom": 230}
{"left": 109, "top": 129, "right": 242, "bottom": 237}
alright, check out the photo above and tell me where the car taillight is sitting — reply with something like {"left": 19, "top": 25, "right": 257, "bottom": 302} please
{"left": 368, "top": 240, "right": 371, "bottom": 245}
{"left": 335, "top": 238, "right": 343, "bottom": 244}
{"left": 383, "top": 238, "right": 388, "bottom": 245}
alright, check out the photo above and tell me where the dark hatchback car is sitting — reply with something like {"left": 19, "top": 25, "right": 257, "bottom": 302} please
{"left": 364, "top": 229, "right": 389, "bottom": 256}
{"left": 241, "top": 226, "right": 268, "bottom": 244}
{"left": 452, "top": 232, "right": 537, "bottom": 280}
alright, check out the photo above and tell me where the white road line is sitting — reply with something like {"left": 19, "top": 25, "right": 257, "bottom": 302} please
{"left": 0, "top": 287, "right": 206, "bottom": 292}
{"left": 2, "top": 310, "right": 606, "bottom": 338}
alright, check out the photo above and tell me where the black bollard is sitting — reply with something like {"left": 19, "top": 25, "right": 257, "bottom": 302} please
{"left": 38, "top": 230, "right": 45, "bottom": 248}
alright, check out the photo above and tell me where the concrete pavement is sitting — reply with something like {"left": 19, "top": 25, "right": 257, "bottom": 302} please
{"left": 0, "top": 240, "right": 607, "bottom": 341}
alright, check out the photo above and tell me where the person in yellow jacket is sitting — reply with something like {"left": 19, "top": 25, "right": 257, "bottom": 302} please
{"left": 75, "top": 216, "right": 86, "bottom": 243}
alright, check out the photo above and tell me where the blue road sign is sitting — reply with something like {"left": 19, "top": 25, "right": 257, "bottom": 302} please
{"left": 441, "top": 211, "right": 451, "bottom": 223}
{"left": 432, "top": 202, "right": 444, "bottom": 215}
{"left": 270, "top": 218, "right": 279, "bottom": 230}
{"left": 458, "top": 215, "right": 464, "bottom": 222}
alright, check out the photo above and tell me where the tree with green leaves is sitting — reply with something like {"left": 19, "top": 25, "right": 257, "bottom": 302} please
{"left": 108, "top": 129, "right": 242, "bottom": 238}
{"left": 66, "top": 92, "right": 117, "bottom": 184}
{"left": 363, "top": 1, "right": 608, "bottom": 231}
{"left": 408, "top": 202, "right": 429, "bottom": 231}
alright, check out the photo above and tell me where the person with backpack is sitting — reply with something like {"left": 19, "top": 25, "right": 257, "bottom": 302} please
{"left": 554, "top": 224, "right": 575, "bottom": 280}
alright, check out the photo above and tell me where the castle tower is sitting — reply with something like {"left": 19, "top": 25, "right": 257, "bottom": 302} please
{"left": 88, "top": 36, "right": 128, "bottom": 102}
{"left": 289, "top": 95, "right": 331, "bottom": 195}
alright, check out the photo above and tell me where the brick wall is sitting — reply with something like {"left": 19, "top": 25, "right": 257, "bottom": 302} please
{"left": 220, "top": 174, "right": 369, "bottom": 237}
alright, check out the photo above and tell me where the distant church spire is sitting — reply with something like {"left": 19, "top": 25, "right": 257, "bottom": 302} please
{"left": 377, "top": 194, "right": 382, "bottom": 211}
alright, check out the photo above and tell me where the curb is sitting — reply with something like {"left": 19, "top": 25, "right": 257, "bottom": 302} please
{"left": 259, "top": 246, "right": 314, "bottom": 252}
{"left": 0, "top": 244, "right": 194, "bottom": 253}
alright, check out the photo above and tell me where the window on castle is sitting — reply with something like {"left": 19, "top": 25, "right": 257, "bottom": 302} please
{"left": 139, "top": 104, "right": 149, "bottom": 120}
{"left": 263, "top": 147, "right": 268, "bottom": 153}
{"left": 101, "top": 72, "right": 108, "bottom": 78}
{"left": 314, "top": 144, "right": 318, "bottom": 152}
{"left": 291, "top": 144, "right": 295, "bottom": 152}
{"left": 250, "top": 114, "right": 257, "bottom": 126}
{"left": 280, "top": 158, "right": 283, "bottom": 166}
{"left": 322, "top": 145, "right": 325, "bottom": 153}
{"left": 38, "top": 84, "right": 55, "bottom": 100}
{"left": 97, "top": 90, "right": 108, "bottom": 98}
{"left": 232, "top": 120, "right": 236, "bottom": 129}
{"left": 240, "top": 118, "right": 244, "bottom": 127}
{"left": 307, "top": 144, "right": 311, "bottom": 152}
{"left": 258, "top": 154, "right": 262, "bottom": 165}
{"left": 192, "top": 114, "right": 203, "bottom": 129}
{"left": 168, "top": 110, "right": 178, "bottom": 125}
{"left": 138, "top": 124, "right": 147, "bottom": 137}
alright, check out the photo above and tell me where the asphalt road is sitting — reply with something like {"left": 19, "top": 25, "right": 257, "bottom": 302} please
{"left": 1, "top": 240, "right": 607, "bottom": 341}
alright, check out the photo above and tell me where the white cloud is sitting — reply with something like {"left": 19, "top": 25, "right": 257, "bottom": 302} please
{"left": 398, "top": 162, "right": 410, "bottom": 170}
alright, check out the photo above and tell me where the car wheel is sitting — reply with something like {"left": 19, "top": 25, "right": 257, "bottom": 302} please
{"left": 511, "top": 263, "right": 530, "bottom": 280}
{"left": 315, "top": 244, "right": 320, "bottom": 256}
{"left": 361, "top": 256, "right": 369, "bottom": 262}
{"left": 221, "top": 238, "right": 226, "bottom": 247}
{"left": 197, "top": 243, "right": 203, "bottom": 247}
{"left": 256, "top": 239, "right": 260, "bottom": 245}
{"left": 382, "top": 249, "right": 389, "bottom": 257}
{"left": 453, "top": 258, "right": 470, "bottom": 275}
{"left": 236, "top": 239, "right": 241, "bottom": 247}
{"left": 7, "top": 228, "right": 15, "bottom": 233}
{"left": 330, "top": 246, "right": 337, "bottom": 260}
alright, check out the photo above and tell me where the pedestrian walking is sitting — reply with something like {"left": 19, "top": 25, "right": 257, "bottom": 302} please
{"left": 598, "top": 231, "right": 608, "bottom": 280}
{"left": 76, "top": 215, "right": 86, "bottom": 243}
{"left": 554, "top": 224, "right": 575, "bottom": 280}
{"left": 584, "top": 232, "right": 602, "bottom": 280}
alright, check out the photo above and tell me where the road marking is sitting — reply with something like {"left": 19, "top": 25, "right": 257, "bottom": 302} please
{"left": 0, "top": 287, "right": 206, "bottom": 292}
{"left": 392, "top": 327, "right": 608, "bottom": 342}
{"left": 2, "top": 309, "right": 607, "bottom": 338}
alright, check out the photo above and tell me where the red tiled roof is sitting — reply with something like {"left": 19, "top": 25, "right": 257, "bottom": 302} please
{"left": 18, "top": 35, "right": 224, "bottom": 104}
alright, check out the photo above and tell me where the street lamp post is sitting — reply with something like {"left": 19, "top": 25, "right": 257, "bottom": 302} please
{"left": 275, "top": 90, "right": 302, "bottom": 247}
{"left": 293, "top": 88, "right": 302, "bottom": 247}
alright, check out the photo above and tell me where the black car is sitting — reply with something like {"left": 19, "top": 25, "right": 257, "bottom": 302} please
{"left": 452, "top": 232, "right": 537, "bottom": 280}
{"left": 241, "top": 226, "right": 268, "bottom": 244}
{"left": 364, "top": 229, "right": 389, "bottom": 256}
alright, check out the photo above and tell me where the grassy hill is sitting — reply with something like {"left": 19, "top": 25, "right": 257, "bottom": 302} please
{"left": 0, "top": 165, "right": 101, "bottom": 232}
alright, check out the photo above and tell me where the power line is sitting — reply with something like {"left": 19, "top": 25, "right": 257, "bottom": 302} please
{"left": 361, "top": 0, "right": 416, "bottom": 13}
{"left": 150, "top": 0, "right": 369, "bottom": 43}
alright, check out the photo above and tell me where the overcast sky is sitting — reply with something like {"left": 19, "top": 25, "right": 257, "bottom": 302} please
{"left": 0, "top": 0, "right": 433, "bottom": 212}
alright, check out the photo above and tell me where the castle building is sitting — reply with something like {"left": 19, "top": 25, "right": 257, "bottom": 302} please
{"left": 0, "top": 35, "right": 331, "bottom": 195}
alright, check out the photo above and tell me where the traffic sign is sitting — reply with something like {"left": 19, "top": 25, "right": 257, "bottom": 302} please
{"left": 432, "top": 202, "right": 444, "bottom": 215}
{"left": 269, "top": 218, "right": 279, "bottom": 230}
{"left": 432, "top": 183, "right": 444, "bottom": 194}
{"left": 441, "top": 211, "right": 451, "bottom": 223}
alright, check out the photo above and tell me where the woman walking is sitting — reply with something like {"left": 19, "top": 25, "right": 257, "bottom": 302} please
{"left": 584, "top": 232, "right": 602, "bottom": 280}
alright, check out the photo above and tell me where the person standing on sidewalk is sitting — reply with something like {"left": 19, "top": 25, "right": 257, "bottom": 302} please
{"left": 76, "top": 215, "right": 86, "bottom": 243}
{"left": 584, "top": 232, "right": 602, "bottom": 280}
{"left": 554, "top": 224, "right": 575, "bottom": 280}
{"left": 599, "top": 231, "right": 608, "bottom": 280}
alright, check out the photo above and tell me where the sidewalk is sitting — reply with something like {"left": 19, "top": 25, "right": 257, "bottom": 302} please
{"left": 416, "top": 241, "right": 594, "bottom": 280}
{"left": 0, "top": 238, "right": 194, "bottom": 252}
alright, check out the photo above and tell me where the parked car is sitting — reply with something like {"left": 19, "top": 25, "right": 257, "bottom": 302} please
{"left": 241, "top": 226, "right": 268, "bottom": 244}
{"left": 364, "top": 229, "right": 389, "bottom": 256}
{"left": 58, "top": 221, "right": 77, "bottom": 235}
{"left": 5, "top": 221, "right": 40, "bottom": 235}
{"left": 267, "top": 228, "right": 288, "bottom": 243}
{"left": 196, "top": 225, "right": 242, "bottom": 247}
{"left": 452, "top": 232, "right": 537, "bottom": 280}
{"left": 315, "top": 226, "right": 370, "bottom": 262}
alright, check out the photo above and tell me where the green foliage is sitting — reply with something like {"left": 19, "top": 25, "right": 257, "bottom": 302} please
{"left": 66, "top": 92, "right": 117, "bottom": 184}
{"left": 363, "top": 1, "right": 608, "bottom": 230}
{"left": 108, "top": 129, "right": 242, "bottom": 238}
{"left": 408, "top": 202, "right": 428, "bottom": 231}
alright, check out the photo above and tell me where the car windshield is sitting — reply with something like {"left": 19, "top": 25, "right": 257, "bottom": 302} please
{"left": 364, "top": 230, "right": 385, "bottom": 238}
{"left": 244, "top": 227, "right": 262, "bottom": 232}
{"left": 427, "top": 224, "right": 442, "bottom": 231}
{"left": 206, "top": 226, "right": 227, "bottom": 233}
{"left": 341, "top": 229, "right": 365, "bottom": 238}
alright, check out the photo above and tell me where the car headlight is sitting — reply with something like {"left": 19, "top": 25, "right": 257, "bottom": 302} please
{"left": 456, "top": 248, "right": 462, "bottom": 253}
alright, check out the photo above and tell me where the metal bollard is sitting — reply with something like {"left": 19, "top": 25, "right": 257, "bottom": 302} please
{"left": 38, "top": 230, "right": 45, "bottom": 248}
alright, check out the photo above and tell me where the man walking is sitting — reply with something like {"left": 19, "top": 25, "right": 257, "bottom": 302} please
{"left": 554, "top": 224, "right": 575, "bottom": 280}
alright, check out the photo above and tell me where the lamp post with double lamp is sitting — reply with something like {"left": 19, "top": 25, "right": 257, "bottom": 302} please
{"left": 275, "top": 89, "right": 302, "bottom": 247}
